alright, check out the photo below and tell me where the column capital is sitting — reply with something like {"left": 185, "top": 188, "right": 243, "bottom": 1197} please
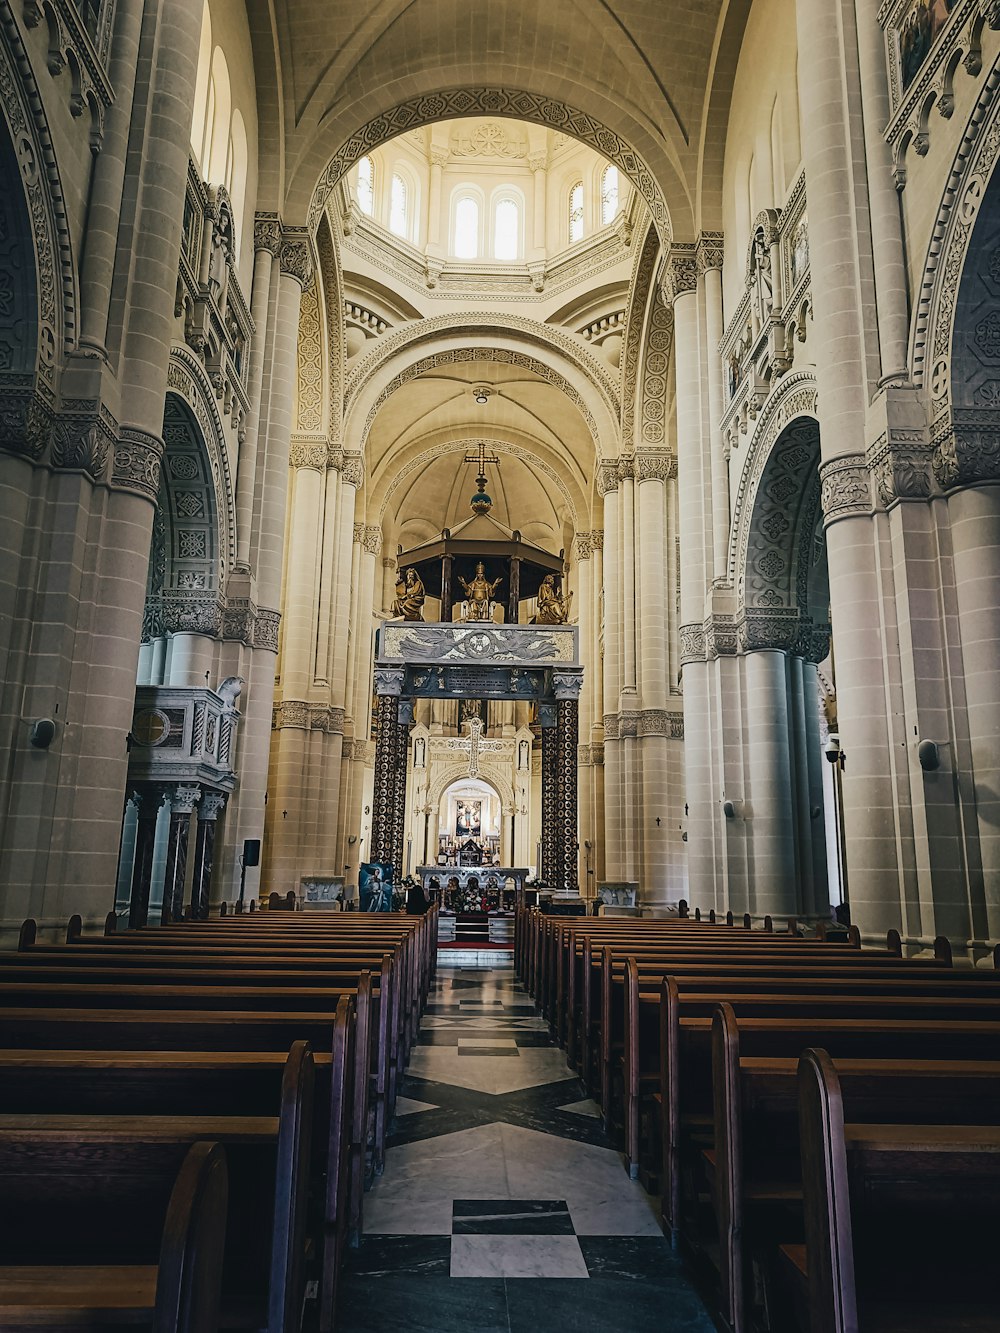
{"left": 430, "top": 145, "right": 450, "bottom": 168}
{"left": 590, "top": 529, "right": 604, "bottom": 551}
{"left": 253, "top": 212, "right": 283, "bottom": 256}
{"left": 635, "top": 449, "right": 675, "bottom": 482}
{"left": 113, "top": 427, "right": 164, "bottom": 501}
{"left": 597, "top": 459, "right": 619, "bottom": 495}
{"left": 363, "top": 524, "right": 382, "bottom": 556}
{"left": 168, "top": 783, "right": 203, "bottom": 815}
{"left": 574, "top": 531, "right": 593, "bottom": 561}
{"left": 279, "top": 229, "right": 315, "bottom": 291}
{"left": 660, "top": 242, "right": 698, "bottom": 305}
{"left": 289, "top": 435, "right": 328, "bottom": 470}
{"left": 528, "top": 151, "right": 548, "bottom": 173}
{"left": 933, "top": 413, "right": 1000, "bottom": 491}
{"left": 374, "top": 667, "right": 405, "bottom": 697}
{"left": 820, "top": 454, "right": 872, "bottom": 524}
{"left": 198, "top": 790, "right": 228, "bottom": 822}
{"left": 341, "top": 451, "right": 365, "bottom": 487}
{"left": 552, "top": 669, "right": 583, "bottom": 700}
{"left": 696, "top": 231, "right": 724, "bottom": 274}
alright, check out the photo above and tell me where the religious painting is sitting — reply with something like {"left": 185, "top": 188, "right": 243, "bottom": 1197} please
{"left": 898, "top": 0, "right": 955, "bottom": 91}
{"left": 455, "top": 799, "right": 482, "bottom": 837}
{"left": 360, "top": 861, "right": 393, "bottom": 912}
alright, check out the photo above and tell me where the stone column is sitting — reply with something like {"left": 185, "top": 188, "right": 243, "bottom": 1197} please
{"left": 371, "top": 669, "right": 404, "bottom": 864}
{"left": 503, "top": 808, "right": 515, "bottom": 865}
{"left": 539, "top": 703, "right": 559, "bottom": 885}
{"left": 392, "top": 700, "right": 413, "bottom": 881}
{"left": 554, "top": 672, "right": 583, "bottom": 894}
{"left": 744, "top": 648, "right": 797, "bottom": 918}
{"left": 381, "top": 558, "right": 397, "bottom": 615}
{"left": 427, "top": 147, "right": 448, "bottom": 251}
{"left": 235, "top": 219, "right": 281, "bottom": 568}
{"left": 599, "top": 466, "right": 623, "bottom": 877}
{"left": 637, "top": 453, "right": 671, "bottom": 905}
{"left": 529, "top": 152, "right": 548, "bottom": 254}
{"left": 161, "top": 783, "right": 201, "bottom": 923}
{"left": 699, "top": 238, "right": 730, "bottom": 581}
{"left": 128, "top": 786, "right": 166, "bottom": 929}
{"left": 190, "top": 791, "right": 227, "bottom": 919}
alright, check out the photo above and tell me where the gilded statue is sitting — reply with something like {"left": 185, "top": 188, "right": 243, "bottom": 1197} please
{"left": 458, "top": 561, "right": 502, "bottom": 621}
{"left": 392, "top": 567, "right": 425, "bottom": 621}
{"left": 532, "top": 573, "right": 570, "bottom": 624}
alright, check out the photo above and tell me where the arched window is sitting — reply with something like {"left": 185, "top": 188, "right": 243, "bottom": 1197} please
{"left": 601, "top": 166, "right": 619, "bottom": 225}
{"left": 493, "top": 198, "right": 520, "bottom": 261}
{"left": 389, "top": 173, "right": 408, "bottom": 238}
{"left": 227, "top": 111, "right": 248, "bottom": 258}
{"left": 569, "top": 181, "right": 584, "bottom": 244}
{"left": 454, "top": 196, "right": 480, "bottom": 259}
{"left": 357, "top": 156, "right": 374, "bottom": 216}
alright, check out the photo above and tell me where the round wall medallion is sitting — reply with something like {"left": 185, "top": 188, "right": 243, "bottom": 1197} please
{"left": 132, "top": 708, "right": 170, "bottom": 746}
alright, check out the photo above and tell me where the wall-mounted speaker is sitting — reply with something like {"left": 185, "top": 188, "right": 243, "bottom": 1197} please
{"left": 243, "top": 838, "right": 261, "bottom": 867}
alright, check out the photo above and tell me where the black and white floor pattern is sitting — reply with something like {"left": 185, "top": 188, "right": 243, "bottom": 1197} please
{"left": 337, "top": 965, "right": 716, "bottom": 1332}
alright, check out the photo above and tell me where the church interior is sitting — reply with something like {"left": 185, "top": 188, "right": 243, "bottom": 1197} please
{"left": 2, "top": 0, "right": 1000, "bottom": 1329}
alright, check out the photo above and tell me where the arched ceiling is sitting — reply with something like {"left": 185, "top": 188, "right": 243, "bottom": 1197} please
{"left": 249, "top": 0, "right": 747, "bottom": 234}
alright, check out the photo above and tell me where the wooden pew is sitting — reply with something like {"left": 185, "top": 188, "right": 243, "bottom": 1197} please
{"left": 0, "top": 1138, "right": 228, "bottom": 1333}
{"left": 0, "top": 1041, "right": 313, "bottom": 1333}
{"left": 0, "top": 1012, "right": 354, "bottom": 1331}
{"left": 788, "top": 1047, "right": 1000, "bottom": 1333}
{"left": 710, "top": 1005, "right": 1000, "bottom": 1332}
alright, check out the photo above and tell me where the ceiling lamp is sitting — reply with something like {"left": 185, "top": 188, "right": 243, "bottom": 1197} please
{"left": 473, "top": 385, "right": 491, "bottom": 405}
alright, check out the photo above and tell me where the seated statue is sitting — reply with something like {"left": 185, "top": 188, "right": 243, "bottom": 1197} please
{"left": 532, "top": 573, "right": 570, "bottom": 624}
{"left": 392, "top": 567, "right": 425, "bottom": 621}
{"left": 458, "top": 561, "right": 503, "bottom": 621}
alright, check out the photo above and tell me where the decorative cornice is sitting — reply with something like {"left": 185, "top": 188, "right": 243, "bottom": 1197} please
{"left": 820, "top": 454, "right": 872, "bottom": 523}
{"left": 253, "top": 213, "right": 282, "bottom": 256}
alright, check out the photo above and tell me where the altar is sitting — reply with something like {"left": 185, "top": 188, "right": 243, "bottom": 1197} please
{"left": 416, "top": 865, "right": 532, "bottom": 896}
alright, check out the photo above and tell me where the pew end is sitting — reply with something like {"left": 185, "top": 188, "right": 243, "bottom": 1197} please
{"left": 17, "top": 920, "right": 36, "bottom": 952}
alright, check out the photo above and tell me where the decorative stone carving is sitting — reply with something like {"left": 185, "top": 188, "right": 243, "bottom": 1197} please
{"left": 113, "top": 429, "right": 163, "bottom": 501}
{"left": 279, "top": 232, "right": 315, "bottom": 290}
{"left": 342, "top": 453, "right": 365, "bottom": 488}
{"left": 704, "top": 615, "right": 739, "bottom": 659}
{"left": 739, "top": 607, "right": 801, "bottom": 653}
{"left": 636, "top": 450, "right": 674, "bottom": 481}
{"left": 373, "top": 667, "right": 405, "bottom": 696}
{"left": 272, "top": 700, "right": 308, "bottom": 730}
{"left": 820, "top": 455, "right": 872, "bottom": 522}
{"left": 353, "top": 522, "right": 366, "bottom": 544}
{"left": 0, "top": 388, "right": 52, "bottom": 461}
{"left": 380, "top": 622, "right": 578, "bottom": 667}
{"left": 934, "top": 417, "right": 1000, "bottom": 488}
{"left": 253, "top": 213, "right": 283, "bottom": 256}
{"left": 255, "top": 609, "right": 280, "bottom": 652}
{"left": 363, "top": 525, "right": 382, "bottom": 557}
{"left": 591, "top": 529, "right": 604, "bottom": 551}
{"left": 51, "top": 409, "right": 115, "bottom": 479}
{"left": 662, "top": 244, "right": 698, "bottom": 304}
{"left": 552, "top": 669, "right": 584, "bottom": 700}
{"left": 603, "top": 713, "right": 620, "bottom": 740}
{"left": 679, "top": 624, "right": 706, "bottom": 664}
{"left": 597, "top": 460, "right": 620, "bottom": 495}
{"left": 198, "top": 791, "right": 228, "bottom": 822}
{"left": 575, "top": 532, "right": 593, "bottom": 561}
{"left": 162, "top": 591, "right": 224, "bottom": 637}
{"left": 696, "top": 231, "right": 724, "bottom": 273}
{"left": 869, "top": 438, "right": 935, "bottom": 505}
{"left": 168, "top": 784, "right": 203, "bottom": 815}
{"left": 289, "top": 437, "right": 328, "bottom": 470}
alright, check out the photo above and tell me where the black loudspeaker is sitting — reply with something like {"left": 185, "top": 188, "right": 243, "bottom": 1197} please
{"left": 243, "top": 838, "right": 261, "bottom": 867}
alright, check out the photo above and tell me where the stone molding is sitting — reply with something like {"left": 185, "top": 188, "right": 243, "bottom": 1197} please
{"left": 820, "top": 454, "right": 872, "bottom": 523}
{"left": 279, "top": 230, "right": 315, "bottom": 290}
{"left": 253, "top": 213, "right": 283, "bottom": 256}
{"left": 256, "top": 609, "right": 281, "bottom": 653}
{"left": 934, "top": 412, "right": 1000, "bottom": 489}
{"left": 603, "top": 712, "right": 619, "bottom": 740}
{"left": 679, "top": 624, "right": 706, "bottom": 664}
{"left": 621, "top": 225, "right": 660, "bottom": 449}
{"left": 271, "top": 701, "right": 347, "bottom": 733}
{"left": 636, "top": 709, "right": 684, "bottom": 738}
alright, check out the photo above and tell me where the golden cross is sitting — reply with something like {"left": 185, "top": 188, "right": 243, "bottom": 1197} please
{"left": 464, "top": 441, "right": 500, "bottom": 478}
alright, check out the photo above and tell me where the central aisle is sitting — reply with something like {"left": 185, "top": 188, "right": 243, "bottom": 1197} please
{"left": 338, "top": 963, "right": 716, "bottom": 1331}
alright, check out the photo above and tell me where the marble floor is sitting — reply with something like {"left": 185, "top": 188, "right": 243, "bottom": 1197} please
{"left": 337, "top": 964, "right": 717, "bottom": 1332}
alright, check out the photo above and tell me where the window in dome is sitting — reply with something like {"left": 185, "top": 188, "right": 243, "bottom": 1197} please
{"left": 389, "top": 173, "right": 408, "bottom": 237}
{"left": 454, "top": 196, "right": 480, "bottom": 259}
{"left": 493, "top": 197, "right": 520, "bottom": 261}
{"left": 601, "top": 165, "right": 620, "bottom": 225}
{"left": 357, "top": 156, "right": 374, "bottom": 216}
{"left": 569, "top": 181, "right": 584, "bottom": 244}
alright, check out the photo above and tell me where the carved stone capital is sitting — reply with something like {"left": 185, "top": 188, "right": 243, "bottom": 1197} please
{"left": 353, "top": 522, "right": 366, "bottom": 545}
{"left": 162, "top": 591, "right": 225, "bottom": 637}
{"left": 113, "top": 429, "right": 164, "bottom": 501}
{"left": 279, "top": 231, "right": 315, "bottom": 290}
{"left": 597, "top": 460, "right": 619, "bottom": 495}
{"left": 289, "top": 437, "right": 328, "bottom": 470}
{"left": 273, "top": 700, "right": 307, "bottom": 729}
{"left": 552, "top": 669, "right": 583, "bottom": 700}
{"left": 636, "top": 450, "right": 674, "bottom": 481}
{"left": 738, "top": 607, "right": 801, "bottom": 653}
{"left": 591, "top": 529, "right": 604, "bottom": 551}
{"left": 168, "top": 783, "right": 203, "bottom": 815}
{"left": 253, "top": 213, "right": 283, "bottom": 256}
{"left": 51, "top": 405, "right": 116, "bottom": 480}
{"left": 820, "top": 454, "right": 871, "bottom": 523}
{"left": 868, "top": 436, "right": 934, "bottom": 507}
{"left": 662, "top": 243, "right": 698, "bottom": 304}
{"left": 575, "top": 532, "right": 593, "bottom": 561}
{"left": 373, "top": 666, "right": 405, "bottom": 697}
{"left": 704, "top": 614, "right": 739, "bottom": 659}
{"left": 679, "top": 624, "right": 705, "bottom": 664}
{"left": 198, "top": 790, "right": 228, "bottom": 821}
{"left": 696, "top": 231, "right": 724, "bottom": 274}
{"left": 603, "top": 712, "right": 620, "bottom": 740}
{"left": 341, "top": 452, "right": 365, "bottom": 487}
{"left": 934, "top": 414, "right": 1000, "bottom": 490}
{"left": 222, "top": 597, "right": 257, "bottom": 645}
{"left": 255, "top": 608, "right": 281, "bottom": 652}
{"left": 617, "top": 453, "right": 635, "bottom": 481}
{"left": 0, "top": 388, "right": 53, "bottom": 462}
{"left": 363, "top": 525, "right": 382, "bottom": 557}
